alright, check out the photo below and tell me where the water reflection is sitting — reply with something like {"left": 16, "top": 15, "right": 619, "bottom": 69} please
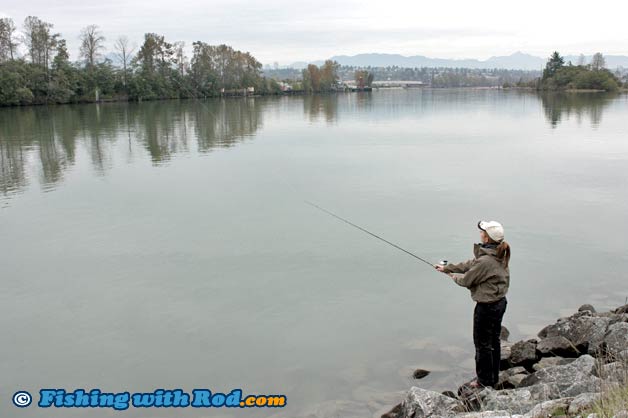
{"left": 0, "top": 98, "right": 264, "bottom": 199}
{"left": 304, "top": 95, "right": 338, "bottom": 123}
{"left": 539, "top": 92, "right": 617, "bottom": 128}
{"left": 193, "top": 98, "right": 263, "bottom": 152}
{"left": 0, "top": 138, "right": 28, "bottom": 196}
{"left": 0, "top": 91, "right": 621, "bottom": 202}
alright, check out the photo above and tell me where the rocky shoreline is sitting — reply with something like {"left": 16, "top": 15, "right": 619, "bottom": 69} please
{"left": 383, "top": 303, "right": 628, "bottom": 418}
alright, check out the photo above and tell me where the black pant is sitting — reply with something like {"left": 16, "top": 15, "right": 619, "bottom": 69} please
{"left": 473, "top": 297, "right": 507, "bottom": 387}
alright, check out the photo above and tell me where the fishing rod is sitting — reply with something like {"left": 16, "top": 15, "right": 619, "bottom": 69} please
{"left": 304, "top": 200, "right": 436, "bottom": 268}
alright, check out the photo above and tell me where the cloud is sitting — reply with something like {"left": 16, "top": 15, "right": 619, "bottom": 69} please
{"left": 2, "top": 0, "right": 627, "bottom": 64}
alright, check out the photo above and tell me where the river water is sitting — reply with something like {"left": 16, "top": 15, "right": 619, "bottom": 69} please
{"left": 1, "top": 89, "right": 628, "bottom": 417}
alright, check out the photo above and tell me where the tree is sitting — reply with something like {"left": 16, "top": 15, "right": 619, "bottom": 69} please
{"left": 52, "top": 38, "right": 70, "bottom": 71}
{"left": 0, "top": 17, "right": 18, "bottom": 61}
{"left": 576, "top": 54, "right": 587, "bottom": 66}
{"left": 355, "top": 69, "right": 374, "bottom": 88}
{"left": 114, "top": 36, "right": 135, "bottom": 87}
{"left": 591, "top": 52, "right": 605, "bottom": 71}
{"left": 543, "top": 51, "right": 564, "bottom": 80}
{"left": 22, "top": 16, "right": 45, "bottom": 65}
{"left": 79, "top": 25, "right": 106, "bottom": 101}
{"left": 50, "top": 38, "right": 77, "bottom": 103}
{"left": 79, "top": 25, "right": 105, "bottom": 68}
{"left": 190, "top": 41, "right": 218, "bottom": 95}
{"left": 22, "top": 16, "right": 58, "bottom": 71}
{"left": 305, "top": 64, "right": 321, "bottom": 92}
{"left": 173, "top": 41, "right": 187, "bottom": 76}
{"left": 134, "top": 33, "right": 174, "bottom": 76}
{"left": 320, "top": 60, "right": 339, "bottom": 91}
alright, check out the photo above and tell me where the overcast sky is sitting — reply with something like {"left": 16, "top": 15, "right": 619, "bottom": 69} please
{"left": 2, "top": 0, "right": 628, "bottom": 65}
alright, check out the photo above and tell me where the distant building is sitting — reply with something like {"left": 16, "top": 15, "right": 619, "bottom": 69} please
{"left": 277, "top": 82, "right": 292, "bottom": 92}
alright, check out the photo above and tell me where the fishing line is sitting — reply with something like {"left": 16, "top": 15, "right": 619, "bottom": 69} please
{"left": 304, "top": 200, "right": 435, "bottom": 267}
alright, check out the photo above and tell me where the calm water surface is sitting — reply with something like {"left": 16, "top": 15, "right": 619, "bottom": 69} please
{"left": 1, "top": 90, "right": 628, "bottom": 417}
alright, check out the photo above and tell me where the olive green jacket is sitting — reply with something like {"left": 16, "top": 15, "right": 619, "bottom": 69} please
{"left": 443, "top": 243, "right": 509, "bottom": 303}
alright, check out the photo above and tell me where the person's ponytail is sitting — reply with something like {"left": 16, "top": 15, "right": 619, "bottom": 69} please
{"left": 496, "top": 241, "right": 511, "bottom": 269}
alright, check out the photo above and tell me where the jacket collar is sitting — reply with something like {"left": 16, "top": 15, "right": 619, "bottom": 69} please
{"left": 474, "top": 242, "right": 498, "bottom": 258}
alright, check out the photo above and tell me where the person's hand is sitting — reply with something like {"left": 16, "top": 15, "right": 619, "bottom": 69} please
{"left": 434, "top": 264, "right": 446, "bottom": 273}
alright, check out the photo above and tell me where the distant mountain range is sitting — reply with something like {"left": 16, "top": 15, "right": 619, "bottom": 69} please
{"left": 287, "top": 52, "right": 628, "bottom": 70}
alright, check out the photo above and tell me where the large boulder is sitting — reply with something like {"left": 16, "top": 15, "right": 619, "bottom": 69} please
{"left": 538, "top": 312, "right": 611, "bottom": 355}
{"left": 401, "top": 387, "right": 464, "bottom": 417}
{"left": 477, "top": 385, "right": 559, "bottom": 415}
{"left": 596, "top": 361, "right": 628, "bottom": 384}
{"left": 519, "top": 355, "right": 602, "bottom": 397}
{"left": 532, "top": 356, "right": 575, "bottom": 372}
{"left": 601, "top": 322, "right": 628, "bottom": 356}
{"left": 509, "top": 340, "right": 538, "bottom": 369}
{"left": 524, "top": 398, "right": 573, "bottom": 418}
{"left": 536, "top": 335, "right": 582, "bottom": 357}
{"left": 496, "top": 367, "right": 529, "bottom": 389}
{"left": 567, "top": 393, "right": 602, "bottom": 415}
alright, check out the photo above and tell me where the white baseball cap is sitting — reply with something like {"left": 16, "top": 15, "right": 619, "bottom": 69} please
{"left": 478, "top": 220, "right": 504, "bottom": 242}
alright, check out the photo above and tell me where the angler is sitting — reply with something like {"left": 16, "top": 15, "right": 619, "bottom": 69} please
{"left": 435, "top": 220, "right": 511, "bottom": 389}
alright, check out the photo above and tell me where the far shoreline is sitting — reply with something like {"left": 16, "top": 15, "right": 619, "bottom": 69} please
{"left": 0, "top": 86, "right": 626, "bottom": 110}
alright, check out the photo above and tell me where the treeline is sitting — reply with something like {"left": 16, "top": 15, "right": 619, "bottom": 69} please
{"left": 514, "top": 52, "right": 624, "bottom": 91}
{"left": 262, "top": 65, "right": 540, "bottom": 88}
{"left": 0, "top": 16, "right": 289, "bottom": 106}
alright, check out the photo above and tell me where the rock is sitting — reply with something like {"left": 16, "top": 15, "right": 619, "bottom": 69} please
{"left": 478, "top": 387, "right": 539, "bottom": 414}
{"left": 602, "top": 322, "right": 628, "bottom": 356}
{"left": 609, "top": 313, "right": 628, "bottom": 326}
{"left": 538, "top": 313, "right": 611, "bottom": 355}
{"left": 532, "top": 356, "right": 575, "bottom": 372}
{"left": 597, "top": 361, "right": 628, "bottom": 383}
{"left": 507, "top": 366, "right": 529, "bottom": 376}
{"left": 458, "top": 383, "right": 484, "bottom": 412}
{"left": 508, "top": 374, "right": 528, "bottom": 388}
{"left": 478, "top": 383, "right": 570, "bottom": 414}
{"left": 441, "top": 391, "right": 457, "bottom": 400}
{"left": 497, "top": 367, "right": 530, "bottom": 389}
{"left": 380, "top": 403, "right": 402, "bottom": 418}
{"left": 401, "top": 387, "right": 464, "bottom": 418}
{"left": 537, "top": 335, "right": 582, "bottom": 357}
{"left": 501, "top": 326, "right": 510, "bottom": 342}
{"left": 412, "top": 369, "right": 430, "bottom": 380}
{"left": 459, "top": 411, "right": 523, "bottom": 418}
{"left": 501, "top": 341, "right": 513, "bottom": 370}
{"left": 510, "top": 340, "right": 538, "bottom": 369}
{"left": 496, "top": 374, "right": 515, "bottom": 390}
{"left": 613, "top": 304, "right": 628, "bottom": 314}
{"left": 527, "top": 382, "right": 562, "bottom": 401}
{"left": 618, "top": 349, "right": 628, "bottom": 362}
{"left": 496, "top": 374, "right": 527, "bottom": 390}
{"left": 579, "top": 304, "right": 597, "bottom": 313}
{"left": 567, "top": 393, "right": 601, "bottom": 415}
{"left": 520, "top": 355, "right": 603, "bottom": 397}
{"left": 614, "top": 410, "right": 628, "bottom": 418}
{"left": 524, "top": 398, "right": 572, "bottom": 418}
